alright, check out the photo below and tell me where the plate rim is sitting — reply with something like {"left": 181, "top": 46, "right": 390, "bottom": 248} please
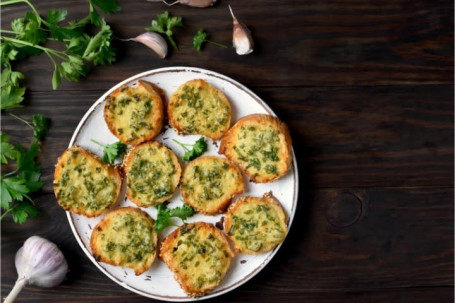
{"left": 66, "top": 66, "right": 299, "bottom": 301}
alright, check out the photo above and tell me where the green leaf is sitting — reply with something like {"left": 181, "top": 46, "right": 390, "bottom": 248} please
{"left": 0, "top": 180, "right": 13, "bottom": 209}
{"left": 90, "top": 139, "right": 127, "bottom": 164}
{"left": 167, "top": 204, "right": 195, "bottom": 220}
{"left": 11, "top": 13, "right": 47, "bottom": 45}
{"left": 11, "top": 200, "right": 40, "bottom": 224}
{"left": 89, "top": 5, "right": 102, "bottom": 26}
{"left": 2, "top": 176, "right": 30, "bottom": 201}
{"left": 52, "top": 68, "right": 61, "bottom": 90}
{"left": 154, "top": 203, "right": 195, "bottom": 233}
{"left": 90, "top": 0, "right": 121, "bottom": 14}
{"left": 31, "top": 114, "right": 51, "bottom": 140}
{"left": 0, "top": 132, "right": 17, "bottom": 164}
{"left": 46, "top": 9, "right": 68, "bottom": 24}
{"left": 82, "top": 20, "right": 116, "bottom": 66}
{"left": 0, "top": 84, "right": 25, "bottom": 110}
{"left": 146, "top": 11, "right": 183, "bottom": 50}
{"left": 172, "top": 137, "right": 207, "bottom": 161}
{"left": 192, "top": 29, "right": 207, "bottom": 51}
{"left": 15, "top": 141, "right": 40, "bottom": 174}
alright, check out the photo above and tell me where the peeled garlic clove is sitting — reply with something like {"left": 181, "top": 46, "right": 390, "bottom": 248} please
{"left": 178, "top": 0, "right": 216, "bottom": 7}
{"left": 132, "top": 32, "right": 168, "bottom": 59}
{"left": 229, "top": 5, "right": 254, "bottom": 55}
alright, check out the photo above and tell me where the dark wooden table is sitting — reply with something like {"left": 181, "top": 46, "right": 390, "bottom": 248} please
{"left": 1, "top": 0, "right": 453, "bottom": 302}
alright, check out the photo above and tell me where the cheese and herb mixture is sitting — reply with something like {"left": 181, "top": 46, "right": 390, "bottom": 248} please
{"left": 90, "top": 207, "right": 158, "bottom": 275}
{"left": 160, "top": 222, "right": 233, "bottom": 297}
{"left": 181, "top": 156, "right": 244, "bottom": 214}
{"left": 168, "top": 79, "right": 231, "bottom": 140}
{"left": 54, "top": 146, "right": 121, "bottom": 217}
{"left": 225, "top": 193, "right": 287, "bottom": 254}
{"left": 124, "top": 141, "right": 181, "bottom": 207}
{"left": 104, "top": 81, "right": 164, "bottom": 145}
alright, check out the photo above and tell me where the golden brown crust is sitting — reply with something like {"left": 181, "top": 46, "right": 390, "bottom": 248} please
{"left": 90, "top": 207, "right": 158, "bottom": 275}
{"left": 224, "top": 192, "right": 287, "bottom": 254}
{"left": 53, "top": 145, "right": 122, "bottom": 217}
{"left": 123, "top": 141, "right": 181, "bottom": 207}
{"left": 219, "top": 114, "right": 293, "bottom": 183}
{"left": 180, "top": 156, "right": 244, "bottom": 215}
{"left": 160, "top": 222, "right": 234, "bottom": 297}
{"left": 168, "top": 79, "right": 231, "bottom": 140}
{"left": 104, "top": 80, "right": 164, "bottom": 145}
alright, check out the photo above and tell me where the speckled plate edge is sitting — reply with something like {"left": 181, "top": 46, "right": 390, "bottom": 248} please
{"left": 66, "top": 66, "right": 299, "bottom": 301}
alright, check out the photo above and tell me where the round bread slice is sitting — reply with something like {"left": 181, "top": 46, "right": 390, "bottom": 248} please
{"left": 54, "top": 146, "right": 122, "bottom": 217}
{"left": 104, "top": 80, "right": 164, "bottom": 145}
{"left": 219, "top": 114, "right": 292, "bottom": 183}
{"left": 168, "top": 79, "right": 231, "bottom": 140}
{"left": 180, "top": 156, "right": 244, "bottom": 214}
{"left": 160, "top": 222, "right": 234, "bottom": 297}
{"left": 123, "top": 141, "right": 181, "bottom": 207}
{"left": 224, "top": 192, "right": 288, "bottom": 254}
{"left": 90, "top": 207, "right": 158, "bottom": 275}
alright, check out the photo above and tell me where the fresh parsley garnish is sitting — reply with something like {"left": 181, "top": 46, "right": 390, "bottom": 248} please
{"left": 10, "top": 113, "right": 50, "bottom": 140}
{"left": 172, "top": 137, "right": 207, "bottom": 161}
{"left": 192, "top": 29, "right": 227, "bottom": 51}
{"left": 146, "top": 11, "right": 183, "bottom": 50}
{"left": 154, "top": 203, "right": 194, "bottom": 233}
{"left": 91, "top": 139, "right": 127, "bottom": 164}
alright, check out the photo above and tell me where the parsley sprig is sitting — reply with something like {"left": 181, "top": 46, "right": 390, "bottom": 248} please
{"left": 10, "top": 113, "right": 50, "bottom": 140}
{"left": 192, "top": 29, "right": 227, "bottom": 51}
{"left": 154, "top": 203, "right": 194, "bottom": 233}
{"left": 90, "top": 139, "right": 127, "bottom": 164}
{"left": 146, "top": 11, "right": 183, "bottom": 50}
{"left": 172, "top": 137, "right": 207, "bottom": 161}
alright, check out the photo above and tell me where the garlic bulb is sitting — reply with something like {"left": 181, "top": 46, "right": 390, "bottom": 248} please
{"left": 229, "top": 5, "right": 254, "bottom": 55}
{"left": 129, "top": 32, "right": 168, "bottom": 59}
{"left": 4, "top": 236, "right": 68, "bottom": 303}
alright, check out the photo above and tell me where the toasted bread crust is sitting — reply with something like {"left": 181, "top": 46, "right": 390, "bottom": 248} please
{"left": 90, "top": 207, "right": 158, "bottom": 275}
{"left": 104, "top": 80, "right": 164, "bottom": 145}
{"left": 123, "top": 141, "right": 181, "bottom": 207}
{"left": 224, "top": 192, "right": 287, "bottom": 254}
{"left": 53, "top": 146, "right": 122, "bottom": 217}
{"left": 219, "top": 114, "right": 292, "bottom": 183}
{"left": 168, "top": 79, "right": 231, "bottom": 140}
{"left": 180, "top": 156, "right": 244, "bottom": 215}
{"left": 160, "top": 222, "right": 234, "bottom": 297}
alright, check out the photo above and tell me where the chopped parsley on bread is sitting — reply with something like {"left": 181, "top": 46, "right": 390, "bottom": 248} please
{"left": 123, "top": 141, "right": 181, "bottom": 207}
{"left": 160, "top": 222, "right": 234, "bottom": 297}
{"left": 219, "top": 114, "right": 292, "bottom": 183}
{"left": 90, "top": 207, "right": 158, "bottom": 275}
{"left": 54, "top": 146, "right": 122, "bottom": 217}
{"left": 104, "top": 80, "right": 164, "bottom": 145}
{"left": 168, "top": 79, "right": 231, "bottom": 140}
{"left": 225, "top": 192, "right": 287, "bottom": 254}
{"left": 180, "top": 156, "right": 244, "bottom": 214}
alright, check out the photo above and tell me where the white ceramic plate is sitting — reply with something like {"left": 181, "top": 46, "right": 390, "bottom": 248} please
{"left": 67, "top": 66, "right": 299, "bottom": 301}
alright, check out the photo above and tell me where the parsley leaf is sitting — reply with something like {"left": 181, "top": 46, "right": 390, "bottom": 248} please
{"left": 154, "top": 203, "right": 195, "bottom": 234}
{"left": 192, "top": 29, "right": 227, "bottom": 51}
{"left": 82, "top": 20, "right": 116, "bottom": 65}
{"left": 146, "top": 11, "right": 183, "bottom": 50}
{"left": 1, "top": 66, "right": 25, "bottom": 110}
{"left": 90, "top": 0, "right": 121, "bottom": 14}
{"left": 12, "top": 200, "right": 40, "bottom": 224}
{"left": 1, "top": 132, "right": 18, "bottom": 165}
{"left": 91, "top": 139, "right": 127, "bottom": 164}
{"left": 10, "top": 113, "right": 51, "bottom": 140}
{"left": 172, "top": 137, "right": 208, "bottom": 161}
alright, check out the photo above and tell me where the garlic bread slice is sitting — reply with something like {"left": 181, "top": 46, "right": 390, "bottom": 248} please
{"left": 225, "top": 192, "right": 287, "bottom": 254}
{"left": 90, "top": 207, "right": 158, "bottom": 275}
{"left": 181, "top": 156, "right": 244, "bottom": 214}
{"left": 168, "top": 79, "right": 231, "bottom": 140}
{"left": 160, "top": 222, "right": 234, "bottom": 297}
{"left": 124, "top": 141, "right": 181, "bottom": 207}
{"left": 104, "top": 80, "right": 164, "bottom": 145}
{"left": 54, "top": 146, "right": 122, "bottom": 217}
{"left": 219, "top": 114, "right": 292, "bottom": 183}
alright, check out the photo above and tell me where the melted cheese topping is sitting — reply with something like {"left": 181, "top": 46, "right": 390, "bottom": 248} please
{"left": 170, "top": 80, "right": 230, "bottom": 139}
{"left": 181, "top": 157, "right": 244, "bottom": 214}
{"left": 94, "top": 210, "right": 157, "bottom": 269}
{"left": 164, "top": 223, "right": 232, "bottom": 294}
{"left": 55, "top": 147, "right": 120, "bottom": 216}
{"left": 227, "top": 197, "right": 287, "bottom": 253}
{"left": 126, "top": 144, "right": 179, "bottom": 206}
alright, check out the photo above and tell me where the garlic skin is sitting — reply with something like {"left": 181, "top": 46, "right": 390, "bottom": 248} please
{"left": 147, "top": 0, "right": 216, "bottom": 7}
{"left": 131, "top": 32, "right": 168, "bottom": 59}
{"left": 4, "top": 236, "right": 68, "bottom": 303}
{"left": 229, "top": 5, "right": 254, "bottom": 55}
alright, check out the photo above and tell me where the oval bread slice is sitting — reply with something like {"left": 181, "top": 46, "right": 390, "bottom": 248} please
{"left": 123, "top": 141, "right": 181, "bottom": 207}
{"left": 168, "top": 79, "right": 231, "bottom": 140}
{"left": 219, "top": 114, "right": 292, "bottom": 183}
{"left": 224, "top": 192, "right": 288, "bottom": 254}
{"left": 160, "top": 222, "right": 234, "bottom": 297}
{"left": 53, "top": 146, "right": 122, "bottom": 217}
{"left": 104, "top": 80, "right": 164, "bottom": 145}
{"left": 90, "top": 207, "right": 158, "bottom": 275}
{"left": 180, "top": 156, "right": 244, "bottom": 214}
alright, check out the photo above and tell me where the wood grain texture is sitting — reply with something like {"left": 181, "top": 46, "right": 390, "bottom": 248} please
{"left": 1, "top": 0, "right": 453, "bottom": 91}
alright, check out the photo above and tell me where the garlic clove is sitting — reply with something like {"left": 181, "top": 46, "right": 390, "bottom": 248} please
{"left": 229, "top": 5, "right": 254, "bottom": 55}
{"left": 131, "top": 32, "right": 168, "bottom": 59}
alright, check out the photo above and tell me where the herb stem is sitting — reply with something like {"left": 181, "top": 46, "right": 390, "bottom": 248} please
{"left": 172, "top": 139, "right": 190, "bottom": 151}
{"left": 0, "top": 208, "right": 13, "bottom": 221}
{"left": 90, "top": 139, "right": 106, "bottom": 148}
{"left": 207, "top": 40, "right": 228, "bottom": 49}
{"left": 0, "top": 29, "right": 17, "bottom": 35}
{"left": 9, "top": 113, "right": 33, "bottom": 129}
{"left": 0, "top": 0, "right": 40, "bottom": 20}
